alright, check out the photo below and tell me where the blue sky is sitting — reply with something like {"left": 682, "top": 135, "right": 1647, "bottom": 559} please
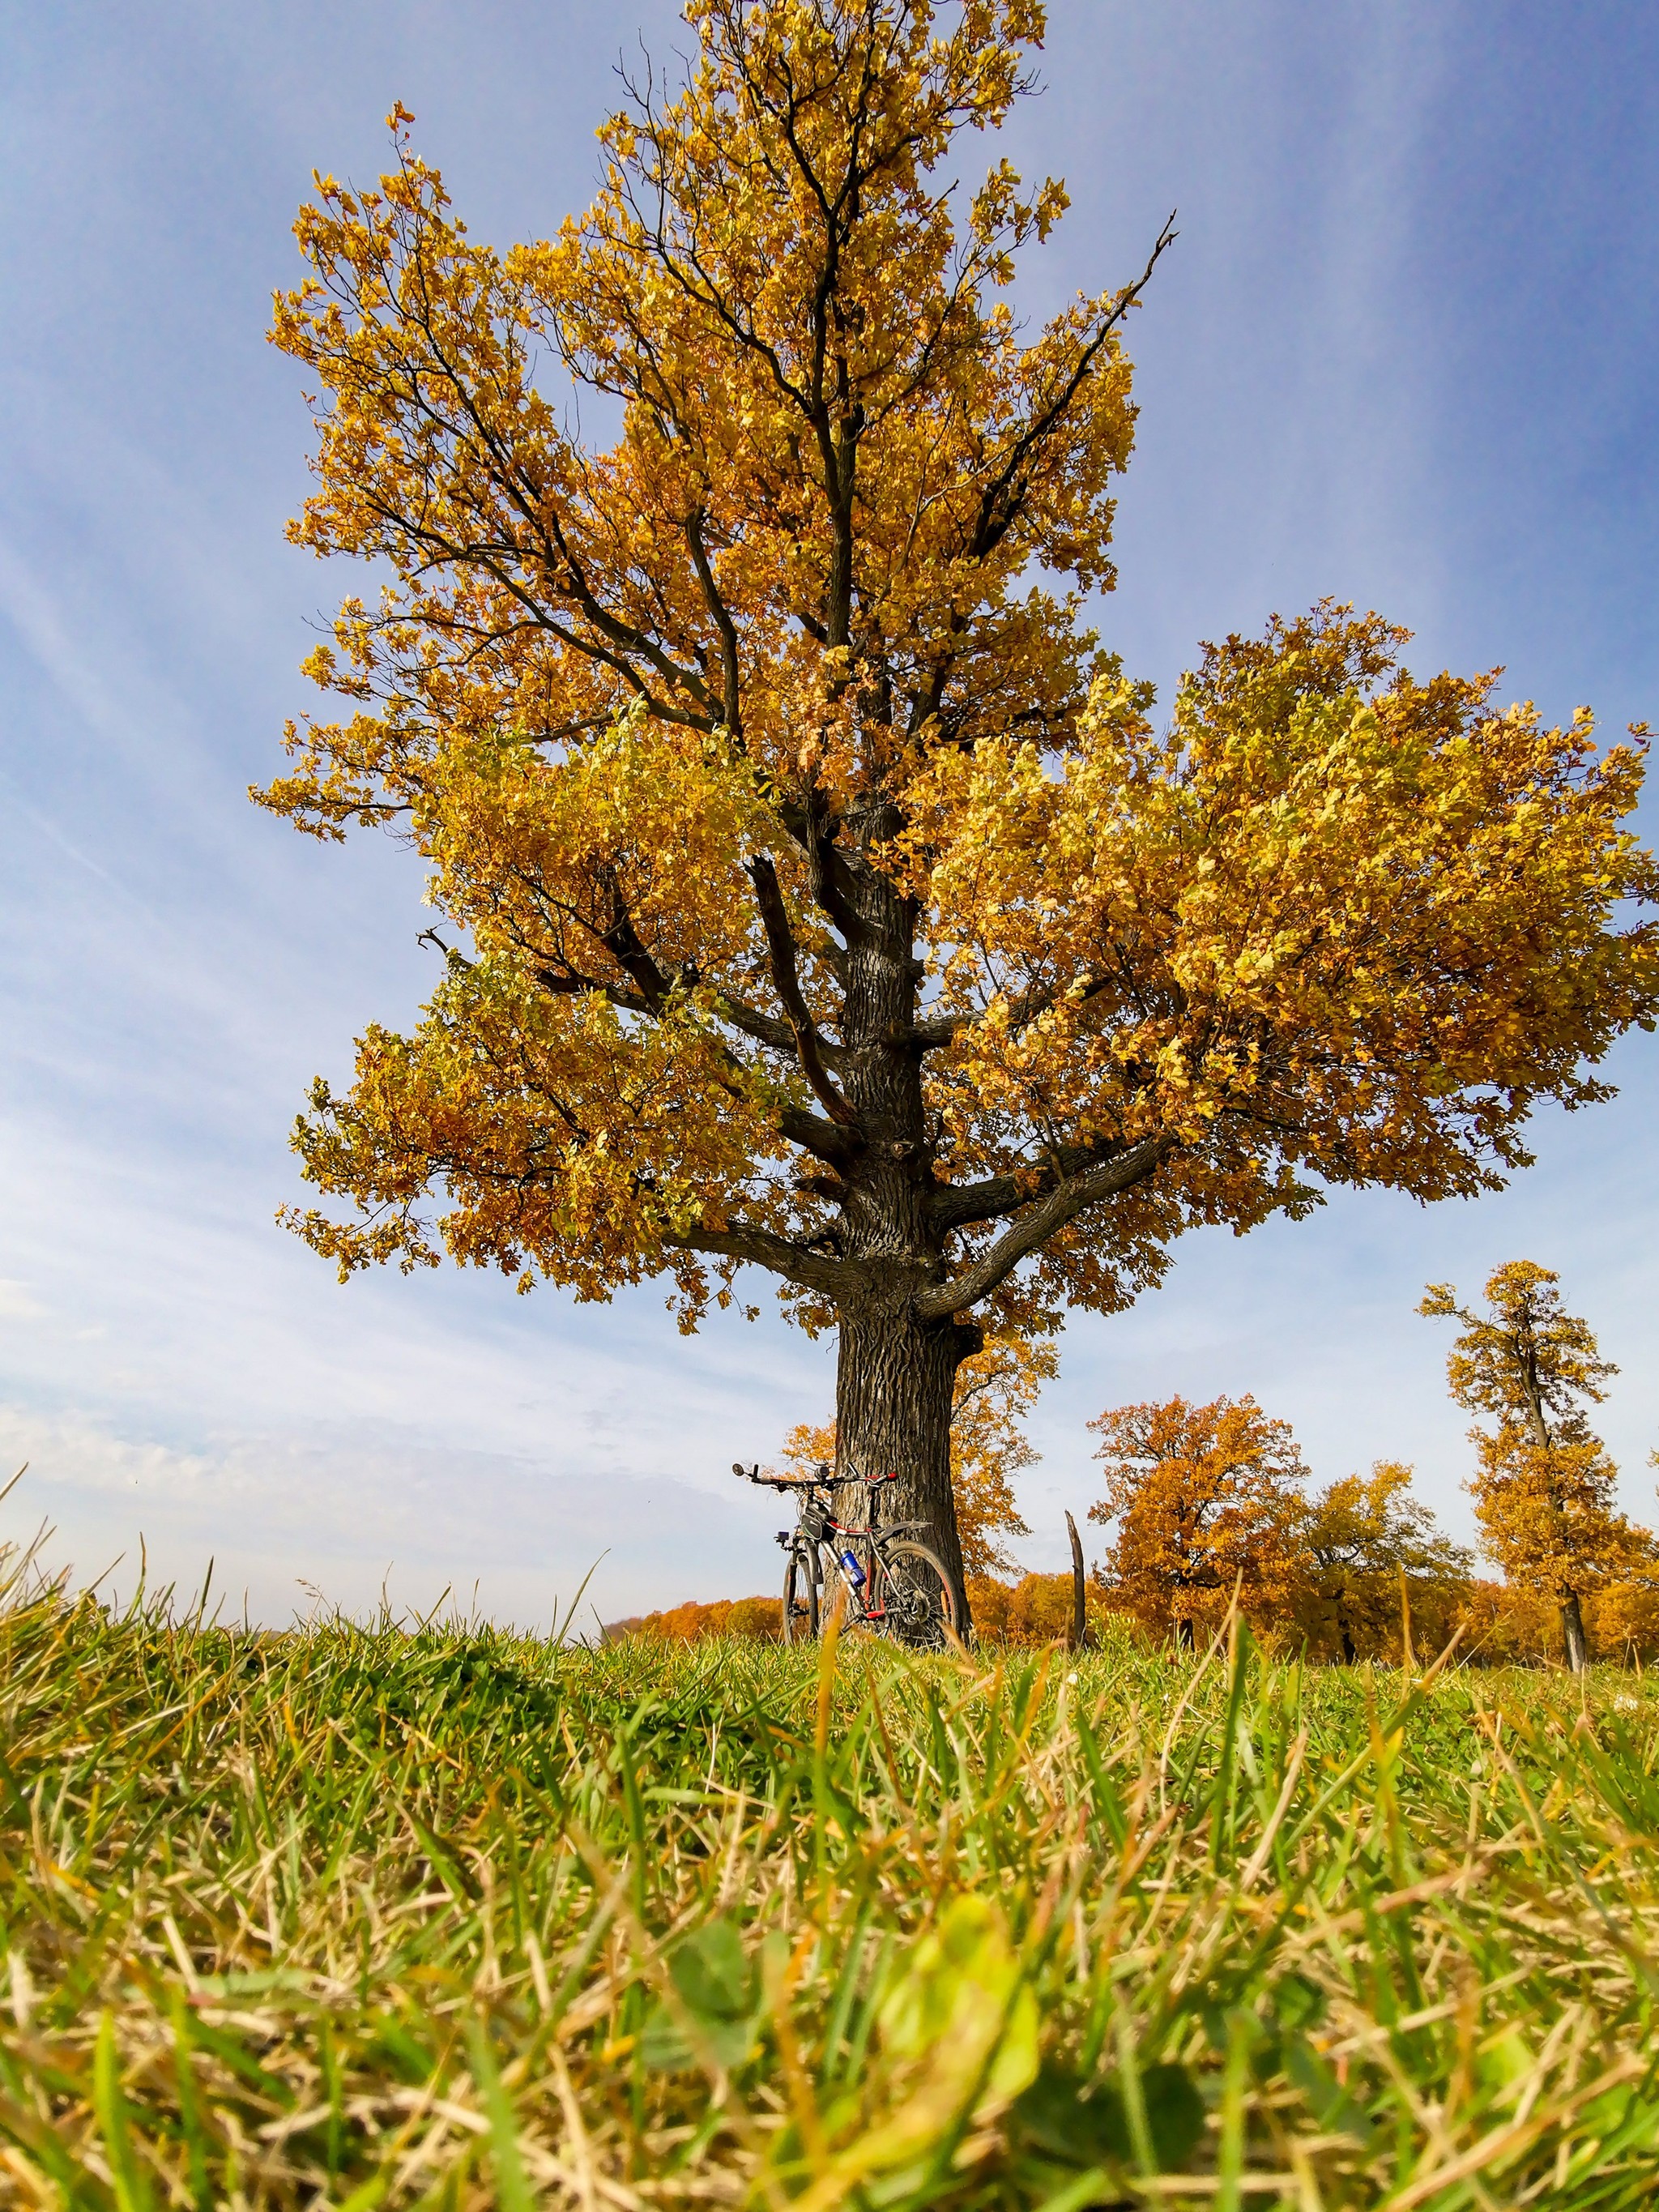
{"left": 2, "top": 0, "right": 1657, "bottom": 1626}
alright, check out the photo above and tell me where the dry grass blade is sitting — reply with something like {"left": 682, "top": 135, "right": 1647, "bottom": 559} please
{"left": 0, "top": 1550, "right": 1656, "bottom": 2206}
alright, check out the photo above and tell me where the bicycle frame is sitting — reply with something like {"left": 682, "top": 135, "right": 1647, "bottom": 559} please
{"left": 811, "top": 1510, "right": 934, "bottom": 1629}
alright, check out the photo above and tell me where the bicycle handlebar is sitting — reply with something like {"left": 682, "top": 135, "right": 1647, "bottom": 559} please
{"left": 731, "top": 1462, "right": 808, "bottom": 1492}
{"left": 731, "top": 1460, "right": 901, "bottom": 1491}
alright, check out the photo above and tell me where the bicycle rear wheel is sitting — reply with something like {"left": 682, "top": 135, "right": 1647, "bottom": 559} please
{"left": 782, "top": 1547, "right": 821, "bottom": 1645}
{"left": 878, "top": 1540, "right": 958, "bottom": 1651}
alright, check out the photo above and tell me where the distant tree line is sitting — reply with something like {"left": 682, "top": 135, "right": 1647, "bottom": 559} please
{"left": 1085, "top": 1261, "right": 1659, "bottom": 1667}
{"left": 629, "top": 1259, "right": 1657, "bottom": 1667}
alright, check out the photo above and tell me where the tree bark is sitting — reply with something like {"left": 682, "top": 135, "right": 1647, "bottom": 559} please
{"left": 814, "top": 795, "right": 986, "bottom": 1620}
{"left": 1560, "top": 1586, "right": 1589, "bottom": 1673}
{"left": 834, "top": 1304, "right": 972, "bottom": 1619}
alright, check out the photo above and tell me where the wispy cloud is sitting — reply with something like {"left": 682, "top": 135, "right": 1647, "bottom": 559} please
{"left": 0, "top": 1403, "right": 783, "bottom": 1627}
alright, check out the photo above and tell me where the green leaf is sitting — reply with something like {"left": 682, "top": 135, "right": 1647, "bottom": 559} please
{"left": 641, "top": 1918, "right": 760, "bottom": 2072}
{"left": 670, "top": 1917, "right": 756, "bottom": 2021}
{"left": 1013, "top": 2059, "right": 1202, "bottom": 2175}
{"left": 1284, "top": 2035, "right": 1375, "bottom": 2148}
{"left": 1028, "top": 2167, "right": 1123, "bottom": 2212}
{"left": 1270, "top": 1971, "right": 1326, "bottom": 2032}
{"left": 639, "top": 2001, "right": 754, "bottom": 2073}
{"left": 1139, "top": 2063, "right": 1206, "bottom": 2169}
{"left": 334, "top": 2177, "right": 391, "bottom": 2212}
{"left": 878, "top": 1894, "right": 1038, "bottom": 2107}
{"left": 1013, "top": 2062, "right": 1124, "bottom": 2167}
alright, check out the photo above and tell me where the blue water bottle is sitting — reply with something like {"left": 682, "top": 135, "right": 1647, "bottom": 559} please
{"left": 840, "top": 1550, "right": 866, "bottom": 1591}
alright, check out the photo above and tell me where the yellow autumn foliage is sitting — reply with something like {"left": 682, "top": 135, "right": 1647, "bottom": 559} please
{"left": 257, "top": 0, "right": 1659, "bottom": 1590}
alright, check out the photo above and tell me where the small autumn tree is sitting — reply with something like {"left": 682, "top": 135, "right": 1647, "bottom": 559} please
{"left": 1089, "top": 1395, "right": 1310, "bottom": 1648}
{"left": 1589, "top": 1556, "right": 1659, "bottom": 1665}
{"left": 1299, "top": 1462, "right": 1472, "bottom": 1663}
{"left": 782, "top": 1330, "right": 1047, "bottom": 1576}
{"left": 940, "top": 1333, "right": 1047, "bottom": 1574}
{"left": 260, "top": 0, "right": 1659, "bottom": 1613}
{"left": 1421, "top": 1262, "right": 1646, "bottom": 1671}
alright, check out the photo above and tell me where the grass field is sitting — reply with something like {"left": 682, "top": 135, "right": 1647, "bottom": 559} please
{"left": 2, "top": 1538, "right": 1658, "bottom": 2210}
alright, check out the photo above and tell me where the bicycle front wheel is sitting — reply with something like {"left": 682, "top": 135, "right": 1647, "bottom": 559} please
{"left": 877, "top": 1540, "right": 959, "bottom": 1651}
{"left": 782, "top": 1547, "right": 821, "bottom": 1645}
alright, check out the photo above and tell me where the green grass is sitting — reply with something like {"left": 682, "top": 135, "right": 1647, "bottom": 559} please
{"left": 2, "top": 1536, "right": 1659, "bottom": 2209}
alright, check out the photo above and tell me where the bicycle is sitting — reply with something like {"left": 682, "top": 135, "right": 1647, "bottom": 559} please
{"left": 733, "top": 1461, "right": 960, "bottom": 1651}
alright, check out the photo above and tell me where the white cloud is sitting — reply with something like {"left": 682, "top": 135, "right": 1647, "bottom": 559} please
{"left": 0, "top": 1402, "right": 785, "bottom": 1628}
{"left": 0, "top": 1406, "right": 211, "bottom": 1497}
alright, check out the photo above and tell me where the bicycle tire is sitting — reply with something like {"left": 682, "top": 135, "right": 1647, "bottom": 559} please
{"left": 782, "top": 1547, "right": 821, "bottom": 1645}
{"left": 875, "top": 1539, "right": 958, "bottom": 1651}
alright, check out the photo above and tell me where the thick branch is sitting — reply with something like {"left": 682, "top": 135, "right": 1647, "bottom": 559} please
{"left": 775, "top": 1104, "right": 863, "bottom": 1164}
{"left": 665, "top": 1223, "right": 859, "bottom": 1302}
{"left": 534, "top": 918, "right": 800, "bottom": 1058}
{"left": 709, "top": 992, "right": 798, "bottom": 1055}
{"left": 530, "top": 947, "right": 856, "bottom": 1164}
{"left": 599, "top": 873, "right": 672, "bottom": 1012}
{"left": 356, "top": 502, "right": 712, "bottom": 730}
{"left": 927, "top": 1134, "right": 1132, "bottom": 1234}
{"left": 535, "top": 969, "right": 648, "bottom": 1016}
{"left": 364, "top": 271, "right": 721, "bottom": 724}
{"left": 686, "top": 508, "right": 743, "bottom": 736}
{"left": 745, "top": 855, "right": 859, "bottom": 1125}
{"left": 777, "top": 794, "right": 869, "bottom": 950}
{"left": 914, "top": 1135, "right": 1172, "bottom": 1319}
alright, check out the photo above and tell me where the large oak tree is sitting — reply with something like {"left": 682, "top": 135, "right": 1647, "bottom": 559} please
{"left": 261, "top": 0, "right": 1659, "bottom": 1612}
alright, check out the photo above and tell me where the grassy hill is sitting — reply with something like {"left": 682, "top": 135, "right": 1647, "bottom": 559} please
{"left": 2, "top": 1552, "right": 1657, "bottom": 2207}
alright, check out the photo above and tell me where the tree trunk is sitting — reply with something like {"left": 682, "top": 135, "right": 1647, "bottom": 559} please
{"left": 1066, "top": 1510, "right": 1087, "bottom": 1653}
{"left": 824, "top": 795, "right": 982, "bottom": 1621}
{"left": 834, "top": 1305, "right": 971, "bottom": 1619}
{"left": 1521, "top": 1386, "right": 1589, "bottom": 1676}
{"left": 1340, "top": 1613, "right": 1357, "bottom": 1666}
{"left": 1560, "top": 1586, "right": 1589, "bottom": 1673}
{"left": 1173, "top": 1612, "right": 1196, "bottom": 1654}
